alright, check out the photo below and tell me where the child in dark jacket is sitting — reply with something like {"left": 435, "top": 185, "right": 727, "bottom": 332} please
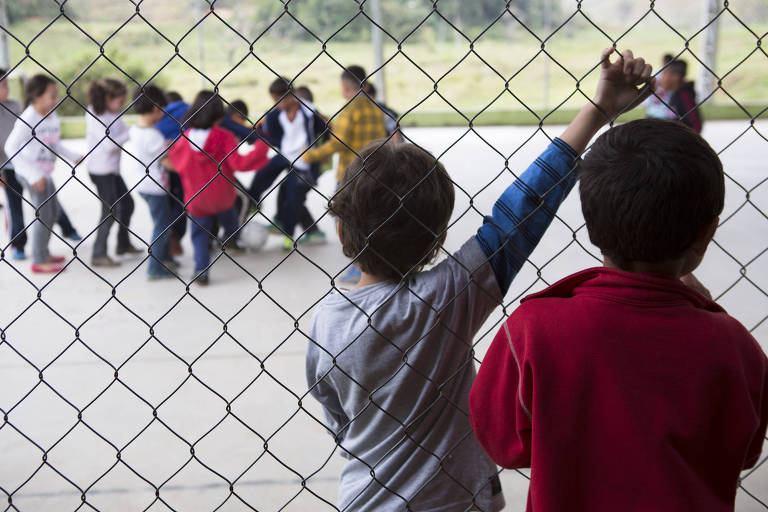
{"left": 470, "top": 118, "right": 767, "bottom": 512}
{"left": 249, "top": 77, "right": 328, "bottom": 250}
{"left": 659, "top": 58, "right": 702, "bottom": 133}
{"left": 168, "top": 91, "right": 268, "bottom": 285}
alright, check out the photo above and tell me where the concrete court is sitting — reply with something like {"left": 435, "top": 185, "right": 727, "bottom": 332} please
{"left": 1, "top": 121, "right": 767, "bottom": 510}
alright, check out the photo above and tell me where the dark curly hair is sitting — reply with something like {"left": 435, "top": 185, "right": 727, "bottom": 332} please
{"left": 331, "top": 140, "right": 455, "bottom": 280}
{"left": 579, "top": 118, "right": 724, "bottom": 269}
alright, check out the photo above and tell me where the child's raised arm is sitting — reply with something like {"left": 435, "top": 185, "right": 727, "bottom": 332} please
{"left": 560, "top": 48, "right": 654, "bottom": 153}
{"left": 475, "top": 48, "right": 654, "bottom": 295}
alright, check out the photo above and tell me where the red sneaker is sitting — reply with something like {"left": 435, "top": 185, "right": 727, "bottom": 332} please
{"left": 48, "top": 255, "right": 66, "bottom": 264}
{"left": 31, "top": 263, "right": 65, "bottom": 274}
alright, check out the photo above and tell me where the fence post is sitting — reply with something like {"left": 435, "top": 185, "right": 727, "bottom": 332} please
{"left": 371, "top": 0, "right": 386, "bottom": 103}
{"left": 0, "top": 0, "right": 10, "bottom": 69}
{"left": 542, "top": 0, "right": 552, "bottom": 109}
{"left": 697, "top": 0, "right": 720, "bottom": 101}
{"left": 194, "top": 0, "right": 206, "bottom": 89}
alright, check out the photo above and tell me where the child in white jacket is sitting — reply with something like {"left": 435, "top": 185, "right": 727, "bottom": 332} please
{"left": 4, "top": 74, "right": 82, "bottom": 273}
{"left": 85, "top": 78, "right": 140, "bottom": 267}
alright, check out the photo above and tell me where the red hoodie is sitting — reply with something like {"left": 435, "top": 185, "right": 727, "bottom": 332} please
{"left": 470, "top": 267, "right": 768, "bottom": 512}
{"left": 168, "top": 126, "right": 268, "bottom": 217}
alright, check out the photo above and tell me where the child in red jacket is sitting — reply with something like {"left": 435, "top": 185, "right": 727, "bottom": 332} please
{"left": 168, "top": 91, "right": 268, "bottom": 285}
{"left": 470, "top": 118, "right": 768, "bottom": 511}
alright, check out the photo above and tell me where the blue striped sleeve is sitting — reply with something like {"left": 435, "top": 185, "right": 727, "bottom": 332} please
{"left": 475, "top": 137, "right": 579, "bottom": 295}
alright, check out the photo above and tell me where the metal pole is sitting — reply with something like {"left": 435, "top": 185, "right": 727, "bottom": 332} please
{"left": 195, "top": 0, "right": 206, "bottom": 89}
{"left": 0, "top": 0, "right": 10, "bottom": 70}
{"left": 371, "top": 0, "right": 386, "bottom": 103}
{"left": 543, "top": 0, "right": 551, "bottom": 109}
{"left": 697, "top": 0, "right": 720, "bottom": 101}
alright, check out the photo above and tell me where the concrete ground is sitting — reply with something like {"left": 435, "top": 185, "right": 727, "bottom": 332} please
{"left": 1, "top": 121, "right": 767, "bottom": 510}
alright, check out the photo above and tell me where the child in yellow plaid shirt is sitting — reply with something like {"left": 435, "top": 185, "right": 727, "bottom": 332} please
{"left": 302, "top": 65, "right": 387, "bottom": 182}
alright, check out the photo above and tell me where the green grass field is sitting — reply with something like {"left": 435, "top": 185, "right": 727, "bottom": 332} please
{"left": 6, "top": 11, "right": 767, "bottom": 131}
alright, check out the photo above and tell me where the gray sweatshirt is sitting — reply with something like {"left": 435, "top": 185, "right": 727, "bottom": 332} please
{"left": 307, "top": 238, "right": 505, "bottom": 512}
{"left": 0, "top": 99, "right": 22, "bottom": 168}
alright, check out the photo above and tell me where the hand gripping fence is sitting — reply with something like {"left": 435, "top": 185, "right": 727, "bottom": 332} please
{"left": 0, "top": 1, "right": 767, "bottom": 510}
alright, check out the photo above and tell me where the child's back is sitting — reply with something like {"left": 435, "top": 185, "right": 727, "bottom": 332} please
{"left": 168, "top": 91, "right": 267, "bottom": 218}
{"left": 470, "top": 118, "right": 768, "bottom": 512}
{"left": 308, "top": 239, "right": 504, "bottom": 511}
{"left": 125, "top": 123, "right": 167, "bottom": 195}
{"left": 472, "top": 267, "right": 766, "bottom": 511}
{"left": 169, "top": 125, "right": 256, "bottom": 217}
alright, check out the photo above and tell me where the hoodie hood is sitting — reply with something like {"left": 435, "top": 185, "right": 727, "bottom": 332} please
{"left": 521, "top": 266, "right": 723, "bottom": 313}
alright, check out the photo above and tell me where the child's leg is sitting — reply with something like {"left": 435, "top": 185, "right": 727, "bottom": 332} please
{"left": 2, "top": 168, "right": 28, "bottom": 252}
{"left": 279, "top": 173, "right": 310, "bottom": 238}
{"left": 299, "top": 204, "right": 318, "bottom": 233}
{"left": 233, "top": 178, "right": 250, "bottom": 225}
{"left": 29, "top": 177, "right": 61, "bottom": 265}
{"left": 167, "top": 169, "right": 187, "bottom": 240}
{"left": 274, "top": 181, "right": 287, "bottom": 229}
{"left": 56, "top": 205, "right": 78, "bottom": 238}
{"left": 140, "top": 193, "right": 172, "bottom": 277}
{"left": 246, "top": 154, "right": 289, "bottom": 207}
{"left": 189, "top": 214, "right": 214, "bottom": 276}
{"left": 89, "top": 173, "right": 117, "bottom": 260}
{"left": 114, "top": 175, "right": 135, "bottom": 251}
{"left": 216, "top": 206, "right": 240, "bottom": 243}
{"left": 299, "top": 166, "right": 320, "bottom": 233}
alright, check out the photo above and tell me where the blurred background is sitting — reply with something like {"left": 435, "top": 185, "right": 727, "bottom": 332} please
{"left": 2, "top": 0, "right": 766, "bottom": 132}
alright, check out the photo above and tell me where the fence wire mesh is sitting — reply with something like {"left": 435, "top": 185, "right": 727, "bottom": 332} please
{"left": 1, "top": 0, "right": 767, "bottom": 510}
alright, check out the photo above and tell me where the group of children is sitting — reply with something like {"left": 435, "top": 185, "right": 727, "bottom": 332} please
{"left": 0, "top": 49, "right": 765, "bottom": 510}
{"left": 0, "top": 66, "right": 394, "bottom": 283}
{"left": 306, "top": 48, "right": 767, "bottom": 511}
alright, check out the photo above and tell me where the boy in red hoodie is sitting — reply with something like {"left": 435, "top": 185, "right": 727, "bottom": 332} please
{"left": 469, "top": 118, "right": 768, "bottom": 511}
{"left": 168, "top": 91, "right": 268, "bottom": 285}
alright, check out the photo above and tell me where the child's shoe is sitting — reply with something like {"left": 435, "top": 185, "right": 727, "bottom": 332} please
{"left": 31, "top": 262, "right": 65, "bottom": 274}
{"left": 282, "top": 237, "right": 294, "bottom": 252}
{"left": 11, "top": 249, "right": 26, "bottom": 260}
{"left": 301, "top": 230, "right": 327, "bottom": 246}
{"left": 163, "top": 259, "right": 181, "bottom": 270}
{"left": 116, "top": 244, "right": 143, "bottom": 256}
{"left": 63, "top": 231, "right": 83, "bottom": 242}
{"left": 92, "top": 256, "right": 120, "bottom": 267}
{"left": 148, "top": 271, "right": 174, "bottom": 281}
{"left": 193, "top": 272, "right": 209, "bottom": 286}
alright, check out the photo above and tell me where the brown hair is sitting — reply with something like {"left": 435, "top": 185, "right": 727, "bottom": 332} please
{"left": 88, "top": 78, "right": 128, "bottom": 115}
{"left": 331, "top": 140, "right": 455, "bottom": 280}
{"left": 24, "top": 74, "right": 55, "bottom": 107}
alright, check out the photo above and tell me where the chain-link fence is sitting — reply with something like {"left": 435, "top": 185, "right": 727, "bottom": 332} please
{"left": 1, "top": 1, "right": 767, "bottom": 510}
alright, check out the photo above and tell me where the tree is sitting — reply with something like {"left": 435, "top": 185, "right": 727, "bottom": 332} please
{"left": 7, "top": 0, "right": 64, "bottom": 23}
